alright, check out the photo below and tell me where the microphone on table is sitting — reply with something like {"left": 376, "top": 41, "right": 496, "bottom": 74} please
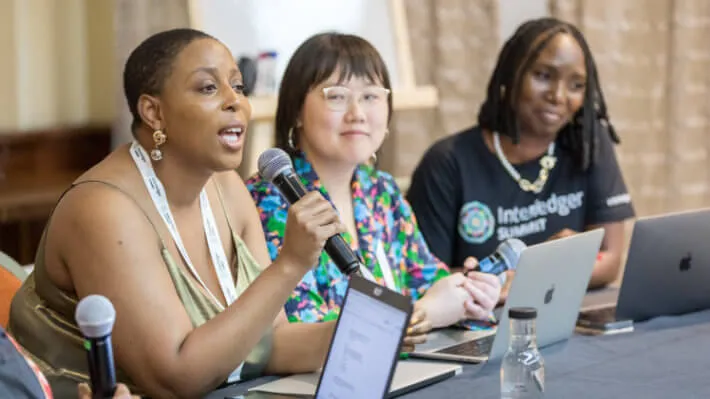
{"left": 258, "top": 147, "right": 361, "bottom": 276}
{"left": 75, "top": 295, "right": 118, "bottom": 399}
{"left": 466, "top": 238, "right": 526, "bottom": 285}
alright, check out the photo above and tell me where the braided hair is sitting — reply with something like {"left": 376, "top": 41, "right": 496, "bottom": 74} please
{"left": 477, "top": 17, "right": 619, "bottom": 171}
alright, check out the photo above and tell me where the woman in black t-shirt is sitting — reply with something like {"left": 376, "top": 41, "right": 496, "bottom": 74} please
{"left": 407, "top": 17, "right": 635, "bottom": 302}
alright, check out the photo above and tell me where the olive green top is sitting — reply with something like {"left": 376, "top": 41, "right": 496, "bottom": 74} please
{"left": 8, "top": 180, "right": 271, "bottom": 398}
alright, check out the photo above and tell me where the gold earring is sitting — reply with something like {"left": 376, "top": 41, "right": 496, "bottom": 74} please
{"left": 287, "top": 127, "right": 296, "bottom": 150}
{"left": 370, "top": 152, "right": 378, "bottom": 165}
{"left": 151, "top": 129, "right": 166, "bottom": 161}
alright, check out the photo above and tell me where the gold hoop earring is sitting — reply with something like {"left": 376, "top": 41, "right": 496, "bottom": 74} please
{"left": 151, "top": 129, "right": 166, "bottom": 161}
{"left": 370, "top": 152, "right": 378, "bottom": 165}
{"left": 287, "top": 127, "right": 296, "bottom": 150}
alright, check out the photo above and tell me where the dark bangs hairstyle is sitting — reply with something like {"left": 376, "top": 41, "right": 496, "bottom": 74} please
{"left": 477, "top": 17, "right": 620, "bottom": 172}
{"left": 275, "top": 32, "right": 393, "bottom": 156}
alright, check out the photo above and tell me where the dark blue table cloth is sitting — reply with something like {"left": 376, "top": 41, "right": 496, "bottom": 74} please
{"left": 208, "top": 309, "right": 710, "bottom": 398}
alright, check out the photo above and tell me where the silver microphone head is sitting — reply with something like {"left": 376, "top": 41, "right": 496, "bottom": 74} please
{"left": 497, "top": 238, "right": 527, "bottom": 270}
{"left": 75, "top": 295, "right": 116, "bottom": 339}
{"left": 258, "top": 148, "right": 294, "bottom": 182}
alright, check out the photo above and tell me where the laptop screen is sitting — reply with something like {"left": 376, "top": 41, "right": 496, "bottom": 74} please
{"left": 316, "top": 283, "right": 410, "bottom": 399}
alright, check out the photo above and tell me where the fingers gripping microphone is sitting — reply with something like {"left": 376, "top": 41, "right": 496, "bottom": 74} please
{"left": 258, "top": 148, "right": 360, "bottom": 276}
{"left": 75, "top": 295, "right": 117, "bottom": 399}
{"left": 475, "top": 238, "right": 527, "bottom": 280}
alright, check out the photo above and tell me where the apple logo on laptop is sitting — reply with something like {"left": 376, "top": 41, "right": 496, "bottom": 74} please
{"left": 544, "top": 285, "right": 555, "bottom": 304}
{"left": 679, "top": 253, "right": 692, "bottom": 272}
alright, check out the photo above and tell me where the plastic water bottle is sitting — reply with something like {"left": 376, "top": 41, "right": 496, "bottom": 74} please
{"left": 254, "top": 51, "right": 278, "bottom": 95}
{"left": 500, "top": 307, "right": 545, "bottom": 398}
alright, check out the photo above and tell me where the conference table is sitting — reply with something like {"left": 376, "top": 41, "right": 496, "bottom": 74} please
{"left": 208, "top": 293, "right": 710, "bottom": 398}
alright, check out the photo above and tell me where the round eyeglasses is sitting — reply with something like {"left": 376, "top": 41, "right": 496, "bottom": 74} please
{"left": 321, "top": 86, "right": 390, "bottom": 112}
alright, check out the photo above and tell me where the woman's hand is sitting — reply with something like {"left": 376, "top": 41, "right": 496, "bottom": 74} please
{"left": 78, "top": 383, "right": 139, "bottom": 399}
{"left": 401, "top": 306, "right": 432, "bottom": 352}
{"left": 415, "top": 272, "right": 494, "bottom": 328}
{"left": 279, "top": 192, "right": 346, "bottom": 272}
{"left": 463, "top": 256, "right": 505, "bottom": 307}
{"left": 547, "top": 228, "right": 577, "bottom": 241}
{"left": 462, "top": 272, "right": 501, "bottom": 316}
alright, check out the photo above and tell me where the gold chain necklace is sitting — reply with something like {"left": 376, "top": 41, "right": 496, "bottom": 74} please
{"left": 493, "top": 132, "right": 557, "bottom": 194}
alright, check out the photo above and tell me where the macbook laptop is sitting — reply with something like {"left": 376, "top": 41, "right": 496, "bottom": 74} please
{"left": 409, "top": 229, "right": 604, "bottom": 363}
{"left": 579, "top": 208, "right": 710, "bottom": 323}
{"left": 576, "top": 287, "right": 633, "bottom": 335}
{"left": 242, "top": 274, "right": 461, "bottom": 399}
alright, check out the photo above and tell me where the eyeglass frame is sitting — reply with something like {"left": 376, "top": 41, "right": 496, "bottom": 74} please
{"left": 320, "top": 85, "right": 391, "bottom": 112}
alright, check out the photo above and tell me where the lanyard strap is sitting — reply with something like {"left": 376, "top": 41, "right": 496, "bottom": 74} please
{"left": 375, "top": 240, "right": 397, "bottom": 292}
{"left": 129, "top": 141, "right": 238, "bottom": 310}
{"left": 358, "top": 240, "right": 398, "bottom": 293}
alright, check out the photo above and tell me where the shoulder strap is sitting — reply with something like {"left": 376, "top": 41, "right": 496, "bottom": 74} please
{"left": 38, "top": 179, "right": 167, "bottom": 269}
{"left": 33, "top": 179, "right": 167, "bottom": 321}
{"left": 211, "top": 177, "right": 238, "bottom": 238}
{"left": 211, "top": 177, "right": 251, "bottom": 283}
{"left": 73, "top": 179, "right": 165, "bottom": 244}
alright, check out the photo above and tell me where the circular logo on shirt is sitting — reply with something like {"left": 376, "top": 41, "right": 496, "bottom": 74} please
{"left": 458, "top": 201, "right": 495, "bottom": 244}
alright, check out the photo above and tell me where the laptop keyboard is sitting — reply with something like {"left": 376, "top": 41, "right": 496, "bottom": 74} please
{"left": 436, "top": 334, "right": 495, "bottom": 357}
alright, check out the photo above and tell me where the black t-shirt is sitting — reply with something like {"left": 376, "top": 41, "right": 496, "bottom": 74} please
{"left": 407, "top": 126, "right": 635, "bottom": 268}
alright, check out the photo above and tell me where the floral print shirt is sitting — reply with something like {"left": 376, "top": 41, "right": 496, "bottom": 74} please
{"left": 246, "top": 152, "right": 450, "bottom": 322}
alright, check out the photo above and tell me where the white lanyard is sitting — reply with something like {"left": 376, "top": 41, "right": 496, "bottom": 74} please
{"left": 130, "top": 142, "right": 243, "bottom": 381}
{"left": 358, "top": 240, "right": 398, "bottom": 293}
{"left": 129, "top": 142, "right": 238, "bottom": 310}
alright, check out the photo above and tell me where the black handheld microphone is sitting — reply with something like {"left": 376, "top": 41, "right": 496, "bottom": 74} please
{"left": 75, "top": 295, "right": 118, "bottom": 399}
{"left": 258, "top": 148, "right": 361, "bottom": 276}
{"left": 468, "top": 238, "right": 526, "bottom": 283}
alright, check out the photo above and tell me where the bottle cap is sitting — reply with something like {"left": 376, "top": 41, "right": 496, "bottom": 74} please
{"left": 509, "top": 306, "right": 537, "bottom": 320}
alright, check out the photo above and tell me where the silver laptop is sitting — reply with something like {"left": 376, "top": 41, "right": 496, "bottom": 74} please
{"left": 409, "top": 229, "right": 604, "bottom": 363}
{"left": 243, "top": 274, "right": 461, "bottom": 399}
{"left": 581, "top": 208, "right": 710, "bottom": 322}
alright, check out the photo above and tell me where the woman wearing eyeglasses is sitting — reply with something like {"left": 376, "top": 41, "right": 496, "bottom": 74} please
{"left": 246, "top": 33, "right": 501, "bottom": 341}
